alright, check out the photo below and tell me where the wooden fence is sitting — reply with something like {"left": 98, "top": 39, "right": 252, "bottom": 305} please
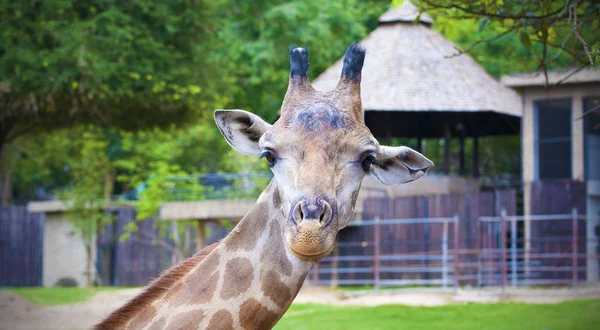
{"left": 97, "top": 207, "right": 175, "bottom": 286}
{"left": 0, "top": 206, "right": 44, "bottom": 287}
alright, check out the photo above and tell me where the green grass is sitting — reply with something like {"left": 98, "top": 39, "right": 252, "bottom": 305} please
{"left": 5, "top": 287, "right": 599, "bottom": 329}
{"left": 275, "top": 299, "right": 600, "bottom": 330}
{"left": 3, "top": 286, "right": 126, "bottom": 306}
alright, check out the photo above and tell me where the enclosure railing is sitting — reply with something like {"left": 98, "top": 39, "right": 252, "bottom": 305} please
{"left": 307, "top": 210, "right": 599, "bottom": 291}
{"left": 309, "top": 216, "right": 460, "bottom": 290}
{"left": 145, "top": 172, "right": 273, "bottom": 201}
{"left": 478, "top": 209, "right": 597, "bottom": 292}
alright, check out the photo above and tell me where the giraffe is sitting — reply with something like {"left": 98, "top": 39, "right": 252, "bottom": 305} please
{"left": 96, "top": 44, "right": 433, "bottom": 330}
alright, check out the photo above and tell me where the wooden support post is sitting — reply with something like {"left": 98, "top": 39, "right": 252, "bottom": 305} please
{"left": 459, "top": 132, "right": 465, "bottom": 176}
{"left": 417, "top": 136, "right": 423, "bottom": 153}
{"left": 572, "top": 208, "right": 578, "bottom": 289}
{"left": 444, "top": 125, "right": 451, "bottom": 175}
{"left": 472, "top": 135, "right": 479, "bottom": 178}
{"left": 195, "top": 220, "right": 206, "bottom": 253}
{"left": 385, "top": 113, "right": 392, "bottom": 145}
{"left": 331, "top": 245, "right": 339, "bottom": 288}
{"left": 374, "top": 217, "right": 381, "bottom": 291}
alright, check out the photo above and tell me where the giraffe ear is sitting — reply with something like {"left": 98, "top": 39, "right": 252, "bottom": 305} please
{"left": 214, "top": 110, "right": 271, "bottom": 156}
{"left": 370, "top": 146, "right": 434, "bottom": 185}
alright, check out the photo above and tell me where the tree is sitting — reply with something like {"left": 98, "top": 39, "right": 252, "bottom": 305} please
{"left": 0, "top": 0, "right": 232, "bottom": 202}
{"left": 215, "top": 0, "right": 390, "bottom": 121}
{"left": 410, "top": 0, "right": 599, "bottom": 82}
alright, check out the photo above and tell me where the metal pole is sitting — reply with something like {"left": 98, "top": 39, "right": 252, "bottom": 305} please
{"left": 588, "top": 211, "right": 600, "bottom": 282}
{"left": 511, "top": 213, "right": 517, "bottom": 287}
{"left": 500, "top": 210, "right": 507, "bottom": 295}
{"left": 572, "top": 208, "right": 578, "bottom": 289}
{"left": 442, "top": 220, "right": 448, "bottom": 289}
{"left": 453, "top": 215, "right": 460, "bottom": 290}
{"left": 313, "top": 262, "right": 320, "bottom": 286}
{"left": 374, "top": 217, "right": 380, "bottom": 291}
{"left": 477, "top": 218, "right": 482, "bottom": 288}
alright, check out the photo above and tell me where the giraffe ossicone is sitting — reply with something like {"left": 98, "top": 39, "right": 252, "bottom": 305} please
{"left": 97, "top": 43, "right": 433, "bottom": 330}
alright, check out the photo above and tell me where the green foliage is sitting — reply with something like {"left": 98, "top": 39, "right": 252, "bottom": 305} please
{"left": 4, "top": 0, "right": 390, "bottom": 207}
{"left": 0, "top": 0, "right": 231, "bottom": 148}
{"left": 276, "top": 300, "right": 600, "bottom": 330}
{"left": 215, "top": 0, "right": 389, "bottom": 120}
{"left": 416, "top": 0, "right": 599, "bottom": 77}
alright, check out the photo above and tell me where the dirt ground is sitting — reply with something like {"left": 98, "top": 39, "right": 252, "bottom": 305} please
{"left": 2, "top": 285, "right": 600, "bottom": 330}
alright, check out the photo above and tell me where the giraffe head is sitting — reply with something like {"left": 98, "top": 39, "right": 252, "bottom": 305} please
{"left": 215, "top": 44, "right": 433, "bottom": 262}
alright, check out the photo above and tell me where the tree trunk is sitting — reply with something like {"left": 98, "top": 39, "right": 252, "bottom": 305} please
{"left": 85, "top": 239, "right": 94, "bottom": 287}
{"left": 0, "top": 141, "right": 11, "bottom": 207}
{"left": 104, "top": 168, "right": 115, "bottom": 206}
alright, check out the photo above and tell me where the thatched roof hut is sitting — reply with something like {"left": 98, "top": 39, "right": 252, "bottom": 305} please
{"left": 313, "top": 1, "right": 521, "bottom": 140}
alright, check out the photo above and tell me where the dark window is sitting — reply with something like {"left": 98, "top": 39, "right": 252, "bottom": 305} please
{"left": 584, "top": 97, "right": 600, "bottom": 180}
{"left": 535, "top": 99, "right": 572, "bottom": 179}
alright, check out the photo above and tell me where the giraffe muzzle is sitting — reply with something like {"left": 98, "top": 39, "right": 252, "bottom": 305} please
{"left": 291, "top": 197, "right": 333, "bottom": 226}
{"left": 284, "top": 197, "right": 337, "bottom": 261}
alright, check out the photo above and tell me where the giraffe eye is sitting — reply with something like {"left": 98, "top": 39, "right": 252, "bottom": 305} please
{"left": 361, "top": 154, "right": 376, "bottom": 172}
{"left": 260, "top": 150, "right": 276, "bottom": 168}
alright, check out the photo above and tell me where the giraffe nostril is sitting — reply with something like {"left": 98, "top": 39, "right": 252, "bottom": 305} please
{"left": 291, "top": 201, "right": 303, "bottom": 225}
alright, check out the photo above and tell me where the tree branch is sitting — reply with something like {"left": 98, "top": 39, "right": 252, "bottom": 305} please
{"left": 571, "top": 0, "right": 594, "bottom": 65}
{"left": 445, "top": 26, "right": 518, "bottom": 58}
{"left": 419, "top": 0, "right": 567, "bottom": 20}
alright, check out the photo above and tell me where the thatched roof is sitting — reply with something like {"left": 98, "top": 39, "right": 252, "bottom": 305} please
{"left": 312, "top": 2, "right": 522, "bottom": 137}
{"left": 502, "top": 67, "right": 600, "bottom": 87}
{"left": 378, "top": 0, "right": 433, "bottom": 24}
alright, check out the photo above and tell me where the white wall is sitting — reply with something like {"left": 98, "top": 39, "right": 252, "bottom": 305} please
{"left": 43, "top": 213, "right": 95, "bottom": 287}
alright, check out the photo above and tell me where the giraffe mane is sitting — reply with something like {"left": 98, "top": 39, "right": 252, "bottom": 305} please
{"left": 94, "top": 241, "right": 221, "bottom": 330}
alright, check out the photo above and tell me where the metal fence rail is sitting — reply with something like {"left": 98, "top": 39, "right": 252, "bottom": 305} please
{"left": 477, "top": 208, "right": 598, "bottom": 292}
{"left": 308, "top": 209, "right": 599, "bottom": 291}
{"left": 309, "top": 216, "right": 460, "bottom": 290}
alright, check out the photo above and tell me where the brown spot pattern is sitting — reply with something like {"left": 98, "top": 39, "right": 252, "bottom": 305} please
{"left": 295, "top": 273, "right": 308, "bottom": 292}
{"left": 198, "top": 249, "right": 221, "bottom": 274}
{"left": 167, "top": 310, "right": 206, "bottom": 330}
{"left": 95, "top": 242, "right": 220, "bottom": 330}
{"left": 272, "top": 186, "right": 282, "bottom": 209}
{"left": 207, "top": 310, "right": 235, "bottom": 330}
{"left": 225, "top": 202, "right": 268, "bottom": 251}
{"left": 220, "top": 258, "right": 254, "bottom": 299}
{"left": 261, "top": 270, "right": 292, "bottom": 308}
{"left": 170, "top": 271, "right": 219, "bottom": 307}
{"left": 239, "top": 298, "right": 280, "bottom": 330}
{"left": 260, "top": 223, "right": 293, "bottom": 276}
{"left": 350, "top": 189, "right": 359, "bottom": 205}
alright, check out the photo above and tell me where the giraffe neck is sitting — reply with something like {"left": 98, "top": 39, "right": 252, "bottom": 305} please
{"left": 113, "top": 180, "right": 313, "bottom": 330}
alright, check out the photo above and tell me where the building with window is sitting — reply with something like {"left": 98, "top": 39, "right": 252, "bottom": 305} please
{"left": 503, "top": 67, "right": 600, "bottom": 281}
